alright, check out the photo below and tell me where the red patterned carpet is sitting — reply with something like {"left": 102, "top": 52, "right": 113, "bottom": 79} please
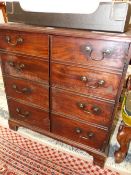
{"left": 0, "top": 125, "right": 119, "bottom": 175}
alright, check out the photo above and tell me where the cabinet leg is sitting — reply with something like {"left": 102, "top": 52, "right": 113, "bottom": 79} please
{"left": 114, "top": 124, "right": 131, "bottom": 163}
{"left": 8, "top": 120, "right": 18, "bottom": 131}
{"left": 93, "top": 156, "right": 106, "bottom": 168}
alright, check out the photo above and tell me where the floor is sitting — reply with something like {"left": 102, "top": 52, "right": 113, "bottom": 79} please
{"left": 0, "top": 66, "right": 131, "bottom": 175}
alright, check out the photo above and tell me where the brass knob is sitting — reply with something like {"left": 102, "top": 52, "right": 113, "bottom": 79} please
{"left": 80, "top": 76, "right": 88, "bottom": 82}
{"left": 92, "top": 106, "right": 101, "bottom": 115}
{"left": 5, "top": 35, "right": 23, "bottom": 46}
{"left": 17, "top": 37, "right": 24, "bottom": 44}
{"left": 78, "top": 103, "right": 86, "bottom": 109}
{"left": 19, "top": 63, "right": 25, "bottom": 69}
{"left": 87, "top": 132, "right": 95, "bottom": 139}
{"left": 75, "top": 128, "right": 82, "bottom": 134}
{"left": 98, "top": 80, "right": 105, "bottom": 86}
{"left": 8, "top": 61, "right": 14, "bottom": 67}
{"left": 22, "top": 87, "right": 29, "bottom": 93}
{"left": 16, "top": 108, "right": 20, "bottom": 113}
{"left": 12, "top": 84, "right": 31, "bottom": 94}
{"left": 12, "top": 84, "right": 17, "bottom": 89}
{"left": 16, "top": 63, "right": 25, "bottom": 71}
{"left": 103, "top": 49, "right": 112, "bottom": 56}
{"left": 5, "top": 35, "right": 10, "bottom": 42}
{"left": 16, "top": 107, "right": 30, "bottom": 117}
{"left": 8, "top": 61, "right": 25, "bottom": 71}
{"left": 85, "top": 46, "right": 92, "bottom": 53}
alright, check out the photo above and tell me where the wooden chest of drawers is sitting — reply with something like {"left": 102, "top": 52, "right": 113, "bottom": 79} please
{"left": 0, "top": 23, "right": 131, "bottom": 168}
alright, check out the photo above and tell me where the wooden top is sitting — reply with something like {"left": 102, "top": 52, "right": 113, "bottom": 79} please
{"left": 0, "top": 22, "right": 131, "bottom": 42}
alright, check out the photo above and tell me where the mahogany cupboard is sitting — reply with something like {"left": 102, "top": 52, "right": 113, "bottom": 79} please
{"left": 0, "top": 23, "right": 131, "bottom": 167}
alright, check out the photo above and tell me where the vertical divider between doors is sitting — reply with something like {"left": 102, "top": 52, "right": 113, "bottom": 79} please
{"left": 49, "top": 35, "right": 52, "bottom": 131}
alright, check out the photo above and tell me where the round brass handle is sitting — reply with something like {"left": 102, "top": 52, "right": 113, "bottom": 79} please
{"left": 8, "top": 61, "right": 15, "bottom": 67}
{"left": 86, "top": 79, "right": 105, "bottom": 89}
{"left": 78, "top": 102, "right": 86, "bottom": 109}
{"left": 5, "top": 36, "right": 24, "bottom": 46}
{"left": 77, "top": 102, "right": 91, "bottom": 114}
{"left": 92, "top": 49, "right": 112, "bottom": 61}
{"left": 85, "top": 46, "right": 92, "bottom": 53}
{"left": 16, "top": 63, "right": 25, "bottom": 71}
{"left": 92, "top": 106, "right": 101, "bottom": 113}
{"left": 92, "top": 106, "right": 101, "bottom": 115}
{"left": 8, "top": 61, "right": 25, "bottom": 71}
{"left": 98, "top": 79, "right": 105, "bottom": 86}
{"left": 80, "top": 132, "right": 95, "bottom": 140}
{"left": 85, "top": 45, "right": 104, "bottom": 61}
{"left": 75, "top": 128, "right": 82, "bottom": 134}
{"left": 16, "top": 107, "right": 30, "bottom": 117}
{"left": 22, "top": 87, "right": 30, "bottom": 93}
{"left": 80, "top": 76, "right": 88, "bottom": 82}
{"left": 19, "top": 64, "right": 25, "bottom": 69}
{"left": 12, "top": 84, "right": 31, "bottom": 94}
{"left": 77, "top": 102, "right": 101, "bottom": 115}
{"left": 87, "top": 132, "right": 95, "bottom": 139}
{"left": 103, "top": 49, "right": 112, "bottom": 56}
{"left": 84, "top": 45, "right": 112, "bottom": 61}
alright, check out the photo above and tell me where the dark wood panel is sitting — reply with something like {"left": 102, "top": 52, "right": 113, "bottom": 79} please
{"left": 52, "top": 88, "right": 114, "bottom": 127}
{"left": 51, "top": 36, "right": 129, "bottom": 70}
{"left": 0, "top": 29, "right": 49, "bottom": 58}
{"left": 8, "top": 99, "right": 50, "bottom": 131}
{"left": 51, "top": 63, "right": 121, "bottom": 100}
{"left": 8, "top": 118, "right": 108, "bottom": 168}
{"left": 4, "top": 76, "right": 49, "bottom": 110}
{"left": 51, "top": 114, "right": 109, "bottom": 151}
{"left": 1, "top": 53, "right": 49, "bottom": 84}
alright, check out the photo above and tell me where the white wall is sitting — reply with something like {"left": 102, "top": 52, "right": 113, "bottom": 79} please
{"left": 0, "top": 10, "right": 5, "bottom": 23}
{"left": 3, "top": 0, "right": 111, "bottom": 14}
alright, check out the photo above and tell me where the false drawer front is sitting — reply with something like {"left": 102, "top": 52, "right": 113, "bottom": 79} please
{"left": 51, "top": 114, "right": 109, "bottom": 151}
{"left": 8, "top": 99, "right": 50, "bottom": 131}
{"left": 52, "top": 88, "right": 114, "bottom": 127}
{"left": 51, "top": 63, "right": 121, "bottom": 100}
{"left": 0, "top": 30, "right": 49, "bottom": 58}
{"left": 51, "top": 36, "right": 129, "bottom": 70}
{"left": 4, "top": 76, "right": 49, "bottom": 110}
{"left": 1, "top": 53, "right": 49, "bottom": 84}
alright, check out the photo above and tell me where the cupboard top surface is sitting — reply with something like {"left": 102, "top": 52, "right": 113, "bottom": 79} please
{"left": 0, "top": 23, "right": 131, "bottom": 42}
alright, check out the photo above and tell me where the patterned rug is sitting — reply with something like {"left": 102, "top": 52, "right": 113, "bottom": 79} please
{"left": 0, "top": 125, "right": 119, "bottom": 175}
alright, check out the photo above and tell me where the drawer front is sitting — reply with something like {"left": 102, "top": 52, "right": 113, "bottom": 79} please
{"left": 1, "top": 53, "right": 49, "bottom": 84}
{"left": 8, "top": 99, "right": 50, "bottom": 131}
{"left": 51, "top": 63, "right": 121, "bottom": 100}
{"left": 51, "top": 36, "right": 129, "bottom": 70}
{"left": 52, "top": 88, "right": 114, "bottom": 127}
{"left": 4, "top": 76, "right": 49, "bottom": 109}
{"left": 51, "top": 114, "right": 109, "bottom": 151}
{"left": 0, "top": 30, "right": 49, "bottom": 58}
